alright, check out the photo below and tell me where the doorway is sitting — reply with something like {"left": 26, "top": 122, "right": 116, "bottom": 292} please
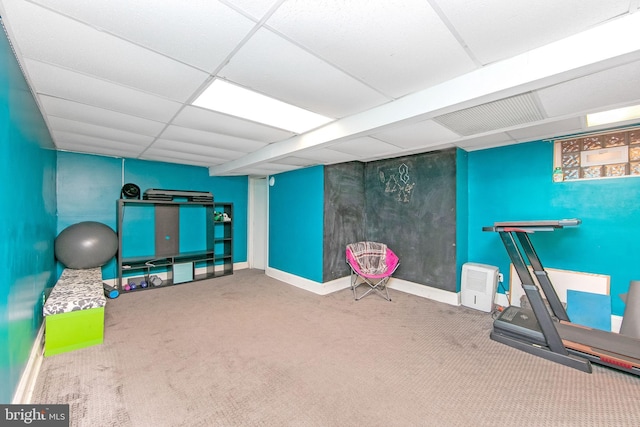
{"left": 248, "top": 177, "right": 268, "bottom": 270}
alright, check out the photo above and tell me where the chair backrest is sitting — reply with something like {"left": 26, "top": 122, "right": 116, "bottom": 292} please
{"left": 346, "top": 242, "right": 399, "bottom": 277}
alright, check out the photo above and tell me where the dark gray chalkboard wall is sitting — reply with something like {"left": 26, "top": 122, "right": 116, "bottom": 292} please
{"left": 364, "top": 149, "right": 457, "bottom": 291}
{"left": 322, "top": 149, "right": 457, "bottom": 291}
{"left": 323, "top": 162, "right": 366, "bottom": 282}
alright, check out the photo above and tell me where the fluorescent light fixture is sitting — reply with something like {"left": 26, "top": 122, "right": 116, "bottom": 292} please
{"left": 587, "top": 104, "right": 640, "bottom": 127}
{"left": 193, "top": 79, "right": 333, "bottom": 134}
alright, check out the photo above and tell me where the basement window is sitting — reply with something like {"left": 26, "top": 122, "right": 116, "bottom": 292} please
{"left": 553, "top": 127, "right": 640, "bottom": 181}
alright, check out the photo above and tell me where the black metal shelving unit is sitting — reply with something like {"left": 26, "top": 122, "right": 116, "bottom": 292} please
{"left": 116, "top": 198, "right": 232, "bottom": 292}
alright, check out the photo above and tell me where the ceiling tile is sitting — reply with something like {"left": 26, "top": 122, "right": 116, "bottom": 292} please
{"left": 537, "top": 61, "right": 640, "bottom": 117}
{"left": 30, "top": 0, "right": 257, "bottom": 72}
{"left": 57, "top": 142, "right": 143, "bottom": 158}
{"left": 160, "top": 126, "right": 268, "bottom": 152}
{"left": 266, "top": 0, "right": 477, "bottom": 98}
{"left": 373, "top": 119, "right": 460, "bottom": 149}
{"left": 455, "top": 132, "right": 516, "bottom": 151}
{"left": 53, "top": 131, "right": 147, "bottom": 156}
{"left": 150, "top": 139, "right": 247, "bottom": 160}
{"left": 218, "top": 27, "right": 390, "bottom": 118}
{"left": 41, "top": 97, "right": 165, "bottom": 137}
{"left": 295, "top": 148, "right": 360, "bottom": 164}
{"left": 24, "top": 60, "right": 183, "bottom": 122}
{"left": 328, "top": 136, "right": 401, "bottom": 158}
{"left": 435, "top": 0, "right": 630, "bottom": 65}
{"left": 142, "top": 148, "right": 228, "bottom": 167}
{"left": 5, "top": 0, "right": 209, "bottom": 101}
{"left": 48, "top": 116, "right": 155, "bottom": 146}
{"left": 506, "top": 117, "right": 584, "bottom": 142}
{"left": 172, "top": 106, "right": 294, "bottom": 143}
{"left": 223, "top": 0, "right": 282, "bottom": 21}
{"left": 2, "top": 0, "right": 640, "bottom": 174}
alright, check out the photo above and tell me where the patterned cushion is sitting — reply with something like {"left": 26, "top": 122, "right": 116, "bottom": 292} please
{"left": 43, "top": 268, "right": 106, "bottom": 316}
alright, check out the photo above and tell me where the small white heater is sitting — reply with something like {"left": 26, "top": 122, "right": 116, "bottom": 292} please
{"left": 461, "top": 263, "right": 499, "bottom": 312}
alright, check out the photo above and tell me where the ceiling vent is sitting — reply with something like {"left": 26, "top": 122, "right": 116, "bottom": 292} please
{"left": 433, "top": 92, "right": 545, "bottom": 136}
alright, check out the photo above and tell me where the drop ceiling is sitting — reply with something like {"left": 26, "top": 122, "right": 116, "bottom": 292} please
{"left": 2, "top": 0, "right": 640, "bottom": 176}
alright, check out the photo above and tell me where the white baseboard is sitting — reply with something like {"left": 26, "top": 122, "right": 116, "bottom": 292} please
{"left": 12, "top": 323, "right": 45, "bottom": 404}
{"left": 387, "top": 277, "right": 460, "bottom": 306}
{"left": 232, "top": 261, "right": 248, "bottom": 271}
{"left": 266, "top": 267, "right": 460, "bottom": 305}
{"left": 265, "top": 268, "right": 351, "bottom": 295}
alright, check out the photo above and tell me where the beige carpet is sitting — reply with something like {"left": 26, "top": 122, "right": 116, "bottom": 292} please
{"left": 32, "top": 269, "right": 640, "bottom": 426}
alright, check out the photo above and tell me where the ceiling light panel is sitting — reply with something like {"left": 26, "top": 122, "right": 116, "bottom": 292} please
{"left": 217, "top": 27, "right": 390, "bottom": 118}
{"left": 266, "top": 0, "right": 477, "bottom": 98}
{"left": 173, "top": 106, "right": 295, "bottom": 143}
{"left": 193, "top": 79, "right": 333, "bottom": 133}
{"left": 24, "top": 59, "right": 183, "bottom": 122}
{"left": 435, "top": 0, "right": 630, "bottom": 65}
{"left": 433, "top": 93, "right": 544, "bottom": 136}
{"left": 587, "top": 105, "right": 640, "bottom": 127}
{"left": 5, "top": 1, "right": 209, "bottom": 102}
{"left": 31, "top": 0, "right": 257, "bottom": 72}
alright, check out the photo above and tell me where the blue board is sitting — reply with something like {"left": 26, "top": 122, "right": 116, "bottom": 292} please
{"left": 567, "top": 290, "right": 611, "bottom": 332}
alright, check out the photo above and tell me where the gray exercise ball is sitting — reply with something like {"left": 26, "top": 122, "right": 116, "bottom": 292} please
{"left": 55, "top": 221, "right": 118, "bottom": 269}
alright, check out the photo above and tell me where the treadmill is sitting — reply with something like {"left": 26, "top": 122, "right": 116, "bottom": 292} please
{"left": 483, "top": 219, "right": 640, "bottom": 375}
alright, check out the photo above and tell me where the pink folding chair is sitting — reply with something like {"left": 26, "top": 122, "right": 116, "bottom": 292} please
{"left": 346, "top": 242, "right": 400, "bottom": 301}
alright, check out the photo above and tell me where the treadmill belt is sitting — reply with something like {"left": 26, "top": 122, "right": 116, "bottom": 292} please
{"left": 494, "top": 306, "right": 640, "bottom": 372}
{"left": 557, "top": 322, "right": 640, "bottom": 363}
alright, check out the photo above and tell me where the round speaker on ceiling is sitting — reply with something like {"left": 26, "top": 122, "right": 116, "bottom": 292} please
{"left": 120, "top": 183, "right": 141, "bottom": 200}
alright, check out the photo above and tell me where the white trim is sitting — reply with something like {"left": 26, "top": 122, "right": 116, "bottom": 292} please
{"left": 494, "top": 292, "right": 510, "bottom": 308}
{"left": 611, "top": 315, "right": 623, "bottom": 333}
{"left": 266, "top": 267, "right": 350, "bottom": 295}
{"left": 266, "top": 267, "right": 461, "bottom": 305}
{"left": 12, "top": 323, "right": 45, "bottom": 404}
{"left": 233, "top": 261, "right": 248, "bottom": 271}
{"left": 248, "top": 177, "right": 268, "bottom": 270}
{"left": 387, "top": 277, "right": 460, "bottom": 306}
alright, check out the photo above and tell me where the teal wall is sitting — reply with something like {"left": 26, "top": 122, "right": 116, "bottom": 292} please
{"left": 269, "top": 166, "right": 324, "bottom": 282}
{"left": 467, "top": 140, "right": 640, "bottom": 317}
{"left": 0, "top": 29, "right": 57, "bottom": 403}
{"left": 56, "top": 153, "right": 249, "bottom": 279}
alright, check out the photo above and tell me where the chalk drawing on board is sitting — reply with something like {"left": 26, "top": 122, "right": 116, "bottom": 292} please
{"left": 383, "top": 163, "right": 415, "bottom": 203}
{"left": 399, "top": 163, "right": 409, "bottom": 183}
